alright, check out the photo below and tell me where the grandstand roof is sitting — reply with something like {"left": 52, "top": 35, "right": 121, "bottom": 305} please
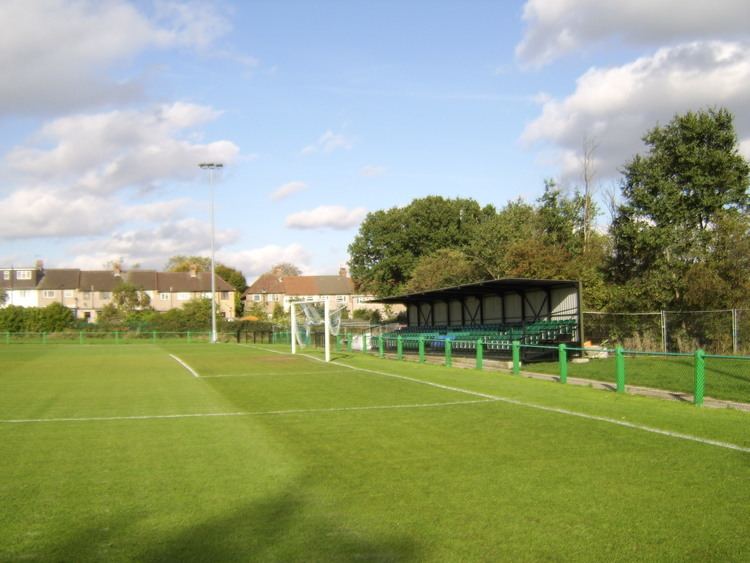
{"left": 372, "top": 278, "right": 580, "bottom": 304}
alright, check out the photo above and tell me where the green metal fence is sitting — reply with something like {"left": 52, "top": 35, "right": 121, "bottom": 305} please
{"left": 1, "top": 330, "right": 223, "bottom": 344}
{"left": 358, "top": 333, "right": 750, "bottom": 407}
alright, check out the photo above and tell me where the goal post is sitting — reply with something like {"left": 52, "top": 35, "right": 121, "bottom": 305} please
{"left": 290, "top": 299, "right": 332, "bottom": 362}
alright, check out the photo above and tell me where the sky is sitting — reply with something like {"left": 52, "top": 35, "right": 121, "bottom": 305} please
{"left": 2, "top": 0, "right": 750, "bottom": 283}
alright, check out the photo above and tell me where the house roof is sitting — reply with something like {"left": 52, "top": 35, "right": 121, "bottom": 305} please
{"left": 281, "top": 275, "right": 354, "bottom": 296}
{"left": 1, "top": 265, "right": 233, "bottom": 293}
{"left": 36, "top": 269, "right": 80, "bottom": 290}
{"left": 243, "top": 274, "right": 355, "bottom": 298}
{"left": 156, "top": 271, "right": 233, "bottom": 292}
{"left": 1, "top": 268, "right": 42, "bottom": 289}
{"left": 245, "top": 274, "right": 285, "bottom": 294}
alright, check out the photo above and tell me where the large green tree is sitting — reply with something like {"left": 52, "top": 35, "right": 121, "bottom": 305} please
{"left": 610, "top": 108, "right": 750, "bottom": 309}
{"left": 348, "top": 196, "right": 491, "bottom": 295}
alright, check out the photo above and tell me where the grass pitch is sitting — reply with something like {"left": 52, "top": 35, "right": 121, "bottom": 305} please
{"left": 1, "top": 343, "right": 749, "bottom": 562}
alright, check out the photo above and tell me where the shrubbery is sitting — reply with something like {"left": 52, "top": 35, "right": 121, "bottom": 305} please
{"left": 0, "top": 303, "right": 75, "bottom": 332}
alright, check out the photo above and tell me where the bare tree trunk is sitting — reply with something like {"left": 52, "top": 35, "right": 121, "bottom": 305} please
{"left": 581, "top": 135, "right": 599, "bottom": 252}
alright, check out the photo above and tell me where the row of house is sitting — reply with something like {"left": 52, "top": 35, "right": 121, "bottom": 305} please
{"left": 1, "top": 263, "right": 235, "bottom": 322}
{"left": 242, "top": 268, "right": 394, "bottom": 318}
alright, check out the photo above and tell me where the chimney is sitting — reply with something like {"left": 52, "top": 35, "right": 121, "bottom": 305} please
{"left": 35, "top": 259, "right": 44, "bottom": 272}
{"left": 113, "top": 263, "right": 122, "bottom": 277}
{"left": 189, "top": 264, "right": 198, "bottom": 278}
{"left": 339, "top": 267, "right": 348, "bottom": 277}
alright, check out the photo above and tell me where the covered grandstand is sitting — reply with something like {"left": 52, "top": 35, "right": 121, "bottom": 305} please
{"left": 371, "top": 278, "right": 583, "bottom": 361}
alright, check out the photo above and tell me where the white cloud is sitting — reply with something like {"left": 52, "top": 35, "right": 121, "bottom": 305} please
{"left": 4, "top": 102, "right": 238, "bottom": 195}
{"left": 361, "top": 165, "right": 386, "bottom": 177}
{"left": 270, "top": 181, "right": 307, "bottom": 201}
{"left": 218, "top": 244, "right": 312, "bottom": 279}
{"left": 69, "top": 218, "right": 239, "bottom": 268}
{"left": 285, "top": 206, "right": 367, "bottom": 230}
{"left": 0, "top": 188, "right": 117, "bottom": 239}
{"left": 0, "top": 101, "right": 238, "bottom": 246}
{"left": 0, "top": 0, "right": 237, "bottom": 115}
{"left": 301, "top": 130, "right": 354, "bottom": 155}
{"left": 517, "top": 0, "right": 750, "bottom": 67}
{"left": 521, "top": 41, "right": 750, "bottom": 181}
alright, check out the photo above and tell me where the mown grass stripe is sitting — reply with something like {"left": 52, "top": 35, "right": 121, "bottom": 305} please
{"left": 249, "top": 345, "right": 750, "bottom": 454}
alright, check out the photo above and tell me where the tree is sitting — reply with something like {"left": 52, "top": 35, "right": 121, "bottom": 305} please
{"left": 404, "top": 249, "right": 480, "bottom": 293}
{"left": 271, "top": 302, "right": 289, "bottom": 324}
{"left": 463, "top": 199, "right": 539, "bottom": 279}
{"left": 245, "top": 302, "right": 269, "bottom": 321}
{"left": 348, "top": 196, "right": 488, "bottom": 296}
{"left": 164, "top": 256, "right": 212, "bottom": 272}
{"left": 112, "top": 282, "right": 151, "bottom": 312}
{"left": 610, "top": 108, "right": 750, "bottom": 309}
{"left": 267, "top": 263, "right": 302, "bottom": 277}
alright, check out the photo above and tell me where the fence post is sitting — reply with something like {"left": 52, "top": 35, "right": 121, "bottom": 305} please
{"left": 347, "top": 332, "right": 353, "bottom": 353}
{"left": 362, "top": 334, "right": 368, "bottom": 353}
{"left": 396, "top": 335, "right": 403, "bottom": 360}
{"left": 615, "top": 346, "right": 625, "bottom": 393}
{"left": 694, "top": 349, "right": 705, "bottom": 406}
{"left": 79, "top": 331, "right": 84, "bottom": 345}
{"left": 512, "top": 340, "right": 521, "bottom": 375}
{"left": 378, "top": 336, "right": 384, "bottom": 358}
{"left": 114, "top": 331, "right": 119, "bottom": 344}
{"left": 6, "top": 331, "right": 10, "bottom": 345}
{"left": 445, "top": 339, "right": 452, "bottom": 367}
{"left": 187, "top": 331, "right": 192, "bottom": 344}
{"left": 417, "top": 337, "right": 425, "bottom": 363}
{"left": 152, "top": 330, "right": 157, "bottom": 343}
{"left": 558, "top": 343, "right": 567, "bottom": 384}
{"left": 42, "top": 332, "right": 47, "bottom": 345}
{"left": 476, "top": 339, "right": 483, "bottom": 370}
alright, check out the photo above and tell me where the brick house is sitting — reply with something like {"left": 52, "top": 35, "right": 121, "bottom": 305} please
{"left": 243, "top": 268, "right": 397, "bottom": 319}
{"left": 2, "top": 263, "right": 236, "bottom": 322}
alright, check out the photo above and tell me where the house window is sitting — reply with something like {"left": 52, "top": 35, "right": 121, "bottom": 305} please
{"left": 2, "top": 271, "right": 9, "bottom": 280}
{"left": 64, "top": 290, "right": 74, "bottom": 298}
{"left": 16, "top": 270, "right": 31, "bottom": 280}
{"left": 252, "top": 294, "right": 261, "bottom": 302}
{"left": 177, "top": 292, "right": 190, "bottom": 301}
{"left": 336, "top": 295, "right": 347, "bottom": 303}
{"left": 272, "top": 294, "right": 280, "bottom": 302}
{"left": 221, "top": 292, "right": 229, "bottom": 300}
{"left": 159, "top": 293, "right": 169, "bottom": 301}
{"left": 43, "top": 290, "right": 56, "bottom": 298}
{"left": 100, "top": 291, "right": 111, "bottom": 300}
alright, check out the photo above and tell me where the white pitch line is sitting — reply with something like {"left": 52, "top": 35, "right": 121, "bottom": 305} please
{"left": 169, "top": 353, "right": 200, "bottom": 378}
{"left": 0, "top": 399, "right": 497, "bottom": 424}
{"left": 245, "top": 344, "right": 750, "bottom": 454}
{"left": 200, "top": 370, "right": 351, "bottom": 378}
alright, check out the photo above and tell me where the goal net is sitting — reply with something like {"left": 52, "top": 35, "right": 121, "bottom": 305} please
{"left": 290, "top": 300, "right": 346, "bottom": 361}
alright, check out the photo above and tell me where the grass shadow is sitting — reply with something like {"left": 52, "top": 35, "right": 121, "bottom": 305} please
{"left": 36, "top": 488, "right": 422, "bottom": 562}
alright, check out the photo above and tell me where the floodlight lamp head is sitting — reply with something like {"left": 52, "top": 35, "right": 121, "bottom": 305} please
{"left": 199, "top": 162, "right": 223, "bottom": 169}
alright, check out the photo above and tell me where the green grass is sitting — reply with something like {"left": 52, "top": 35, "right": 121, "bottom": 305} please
{"left": 526, "top": 353, "right": 750, "bottom": 403}
{"left": 1, "top": 343, "right": 749, "bottom": 561}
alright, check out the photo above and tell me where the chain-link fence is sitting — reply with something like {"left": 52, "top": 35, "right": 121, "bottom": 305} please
{"left": 583, "top": 309, "right": 750, "bottom": 355}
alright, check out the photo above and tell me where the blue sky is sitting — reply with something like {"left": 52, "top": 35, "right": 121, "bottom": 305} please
{"left": 2, "top": 0, "right": 749, "bottom": 282}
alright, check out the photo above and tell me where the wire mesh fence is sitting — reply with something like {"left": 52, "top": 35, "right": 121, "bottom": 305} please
{"left": 583, "top": 309, "right": 750, "bottom": 354}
